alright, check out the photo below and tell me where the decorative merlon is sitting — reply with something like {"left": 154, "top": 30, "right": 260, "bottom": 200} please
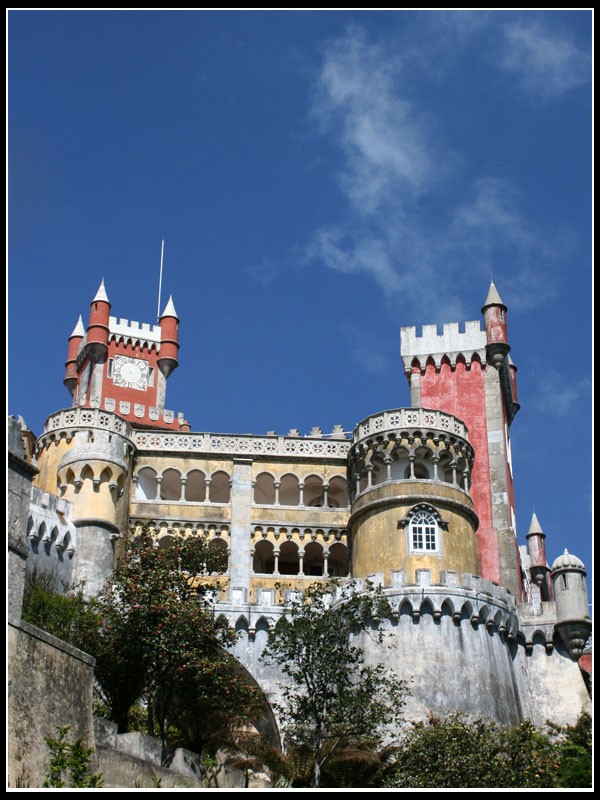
{"left": 108, "top": 316, "right": 162, "bottom": 344}
{"left": 401, "top": 321, "right": 487, "bottom": 371}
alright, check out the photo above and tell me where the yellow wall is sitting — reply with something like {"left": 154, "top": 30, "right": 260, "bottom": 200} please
{"left": 350, "top": 481, "right": 479, "bottom": 585}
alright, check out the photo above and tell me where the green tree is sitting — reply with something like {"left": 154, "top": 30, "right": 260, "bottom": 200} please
{"left": 389, "top": 712, "right": 583, "bottom": 789}
{"left": 549, "top": 711, "right": 592, "bottom": 788}
{"left": 92, "top": 528, "right": 258, "bottom": 763}
{"left": 21, "top": 571, "right": 99, "bottom": 653}
{"left": 261, "top": 581, "right": 407, "bottom": 788}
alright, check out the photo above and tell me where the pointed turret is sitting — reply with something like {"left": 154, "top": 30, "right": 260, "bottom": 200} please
{"left": 525, "top": 512, "right": 551, "bottom": 599}
{"left": 482, "top": 280, "right": 510, "bottom": 369}
{"left": 157, "top": 295, "right": 179, "bottom": 378}
{"left": 63, "top": 315, "right": 85, "bottom": 396}
{"left": 86, "top": 279, "right": 111, "bottom": 362}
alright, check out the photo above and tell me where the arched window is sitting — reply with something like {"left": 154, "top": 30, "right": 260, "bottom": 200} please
{"left": 210, "top": 471, "right": 231, "bottom": 503}
{"left": 135, "top": 467, "right": 157, "bottom": 500}
{"left": 279, "top": 541, "right": 300, "bottom": 575}
{"left": 253, "top": 540, "right": 274, "bottom": 574}
{"left": 279, "top": 474, "right": 300, "bottom": 506}
{"left": 304, "top": 475, "right": 324, "bottom": 506}
{"left": 409, "top": 510, "right": 438, "bottom": 553}
{"left": 304, "top": 541, "right": 324, "bottom": 576}
{"left": 328, "top": 542, "right": 349, "bottom": 577}
{"left": 161, "top": 468, "right": 182, "bottom": 501}
{"left": 328, "top": 476, "right": 349, "bottom": 508}
{"left": 208, "top": 538, "right": 229, "bottom": 574}
{"left": 254, "top": 472, "right": 275, "bottom": 505}
{"left": 185, "top": 469, "right": 206, "bottom": 502}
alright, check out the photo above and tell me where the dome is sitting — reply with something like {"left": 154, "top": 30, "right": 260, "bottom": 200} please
{"left": 551, "top": 549, "right": 585, "bottom": 572}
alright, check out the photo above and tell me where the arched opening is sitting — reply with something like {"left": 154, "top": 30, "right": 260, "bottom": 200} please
{"left": 304, "top": 474, "right": 324, "bottom": 506}
{"left": 279, "top": 473, "right": 299, "bottom": 506}
{"left": 328, "top": 542, "right": 349, "bottom": 577}
{"left": 208, "top": 537, "right": 229, "bottom": 574}
{"left": 438, "top": 452, "right": 455, "bottom": 484}
{"left": 328, "top": 476, "right": 349, "bottom": 508}
{"left": 210, "top": 471, "right": 231, "bottom": 503}
{"left": 185, "top": 469, "right": 206, "bottom": 502}
{"left": 136, "top": 467, "right": 158, "bottom": 501}
{"left": 278, "top": 541, "right": 300, "bottom": 575}
{"left": 254, "top": 472, "right": 275, "bottom": 505}
{"left": 161, "top": 468, "right": 182, "bottom": 501}
{"left": 253, "top": 539, "right": 274, "bottom": 574}
{"left": 303, "top": 541, "right": 324, "bottom": 576}
{"left": 157, "top": 534, "right": 176, "bottom": 550}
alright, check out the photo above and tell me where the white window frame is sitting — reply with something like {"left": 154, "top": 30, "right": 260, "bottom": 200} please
{"left": 409, "top": 510, "right": 439, "bottom": 554}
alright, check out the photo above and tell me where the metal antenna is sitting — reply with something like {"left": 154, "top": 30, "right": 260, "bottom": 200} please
{"left": 157, "top": 238, "right": 165, "bottom": 322}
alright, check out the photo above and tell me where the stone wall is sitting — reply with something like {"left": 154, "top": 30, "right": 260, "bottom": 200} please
{"left": 7, "top": 619, "right": 96, "bottom": 788}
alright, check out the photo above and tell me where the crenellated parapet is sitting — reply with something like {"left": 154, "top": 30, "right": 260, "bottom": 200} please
{"left": 401, "top": 321, "right": 487, "bottom": 374}
{"left": 108, "top": 316, "right": 162, "bottom": 351}
{"left": 209, "top": 570, "right": 518, "bottom": 633}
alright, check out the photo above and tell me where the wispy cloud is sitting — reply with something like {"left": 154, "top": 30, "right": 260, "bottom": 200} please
{"left": 528, "top": 364, "right": 591, "bottom": 416}
{"left": 301, "top": 25, "right": 571, "bottom": 322}
{"left": 310, "top": 26, "right": 432, "bottom": 216}
{"left": 499, "top": 18, "right": 591, "bottom": 98}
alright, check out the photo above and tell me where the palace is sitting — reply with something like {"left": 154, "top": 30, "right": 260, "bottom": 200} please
{"left": 11, "top": 279, "right": 592, "bottom": 742}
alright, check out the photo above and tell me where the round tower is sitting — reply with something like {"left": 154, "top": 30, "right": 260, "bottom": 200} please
{"left": 481, "top": 280, "right": 510, "bottom": 369}
{"left": 157, "top": 295, "right": 179, "bottom": 378}
{"left": 86, "top": 279, "right": 111, "bottom": 363}
{"left": 63, "top": 315, "right": 85, "bottom": 396}
{"left": 551, "top": 550, "right": 591, "bottom": 660}
{"left": 525, "top": 512, "right": 551, "bottom": 600}
{"left": 34, "top": 407, "right": 135, "bottom": 597}
{"left": 347, "top": 407, "right": 479, "bottom": 585}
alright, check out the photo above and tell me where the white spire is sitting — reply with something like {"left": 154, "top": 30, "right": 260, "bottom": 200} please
{"left": 160, "top": 295, "right": 179, "bottom": 320}
{"left": 69, "top": 315, "right": 85, "bottom": 338}
{"left": 92, "top": 278, "right": 110, "bottom": 303}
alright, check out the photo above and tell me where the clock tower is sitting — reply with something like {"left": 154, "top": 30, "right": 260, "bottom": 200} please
{"left": 63, "top": 280, "right": 185, "bottom": 430}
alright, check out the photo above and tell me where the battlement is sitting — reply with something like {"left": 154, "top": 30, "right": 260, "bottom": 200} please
{"left": 109, "top": 316, "right": 162, "bottom": 345}
{"left": 208, "top": 570, "right": 519, "bottom": 641}
{"left": 401, "top": 320, "right": 487, "bottom": 371}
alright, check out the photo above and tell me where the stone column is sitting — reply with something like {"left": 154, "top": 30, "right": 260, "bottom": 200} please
{"left": 228, "top": 458, "right": 253, "bottom": 596}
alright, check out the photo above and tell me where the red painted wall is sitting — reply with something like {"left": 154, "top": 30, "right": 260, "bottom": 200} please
{"left": 416, "top": 359, "right": 500, "bottom": 583}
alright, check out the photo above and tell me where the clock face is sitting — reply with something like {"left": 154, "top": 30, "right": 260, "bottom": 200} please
{"left": 113, "top": 355, "right": 149, "bottom": 390}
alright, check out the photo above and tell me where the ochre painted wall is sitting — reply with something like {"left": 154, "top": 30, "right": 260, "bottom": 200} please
{"left": 350, "top": 481, "right": 479, "bottom": 585}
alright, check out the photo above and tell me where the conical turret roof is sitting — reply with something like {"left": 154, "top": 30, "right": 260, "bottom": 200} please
{"left": 92, "top": 278, "right": 110, "bottom": 303}
{"left": 482, "top": 280, "right": 506, "bottom": 309}
{"left": 160, "top": 295, "right": 179, "bottom": 319}
{"left": 526, "top": 512, "right": 544, "bottom": 537}
{"left": 69, "top": 315, "right": 85, "bottom": 338}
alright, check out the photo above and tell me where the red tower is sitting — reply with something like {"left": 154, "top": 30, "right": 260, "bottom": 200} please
{"left": 64, "top": 281, "right": 185, "bottom": 430}
{"left": 400, "top": 282, "right": 523, "bottom": 598}
{"left": 63, "top": 315, "right": 85, "bottom": 396}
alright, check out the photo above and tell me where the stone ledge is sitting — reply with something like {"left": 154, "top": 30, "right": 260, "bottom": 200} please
{"left": 9, "top": 619, "right": 96, "bottom": 666}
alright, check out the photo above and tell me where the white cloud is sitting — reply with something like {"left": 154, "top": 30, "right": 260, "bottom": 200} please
{"left": 311, "top": 27, "right": 432, "bottom": 216}
{"left": 500, "top": 18, "right": 590, "bottom": 98}
{"left": 298, "top": 23, "right": 581, "bottom": 323}
{"left": 528, "top": 365, "right": 591, "bottom": 416}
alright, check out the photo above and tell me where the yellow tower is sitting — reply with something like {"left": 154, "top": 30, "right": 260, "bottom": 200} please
{"left": 347, "top": 408, "right": 479, "bottom": 585}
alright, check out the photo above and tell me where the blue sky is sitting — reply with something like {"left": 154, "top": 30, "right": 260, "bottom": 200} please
{"left": 8, "top": 10, "right": 592, "bottom": 597}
